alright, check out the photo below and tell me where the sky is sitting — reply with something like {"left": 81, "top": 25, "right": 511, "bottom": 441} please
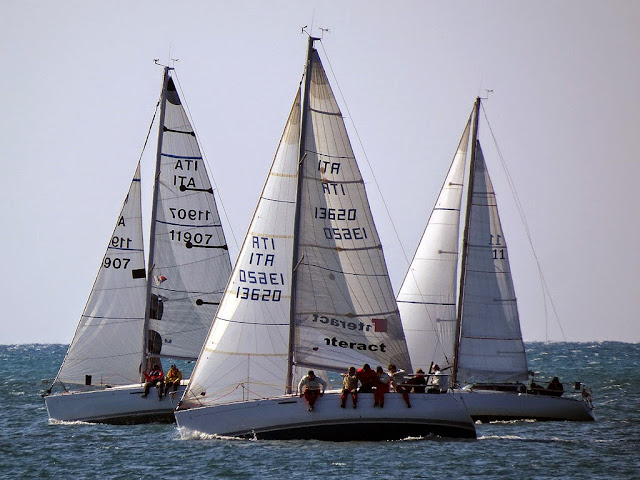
{"left": 2, "top": 0, "right": 638, "bottom": 344}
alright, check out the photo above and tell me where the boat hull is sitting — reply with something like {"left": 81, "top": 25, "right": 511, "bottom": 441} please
{"left": 174, "top": 392, "right": 476, "bottom": 440}
{"left": 45, "top": 383, "right": 185, "bottom": 424}
{"left": 453, "top": 390, "right": 595, "bottom": 422}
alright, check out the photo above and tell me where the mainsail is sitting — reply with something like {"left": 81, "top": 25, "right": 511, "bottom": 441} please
{"left": 147, "top": 74, "right": 231, "bottom": 361}
{"left": 398, "top": 98, "right": 528, "bottom": 386}
{"left": 181, "top": 38, "right": 411, "bottom": 409}
{"left": 56, "top": 164, "right": 147, "bottom": 386}
{"left": 455, "top": 139, "right": 527, "bottom": 383}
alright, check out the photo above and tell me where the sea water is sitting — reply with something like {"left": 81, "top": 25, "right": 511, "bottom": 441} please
{"left": 1, "top": 342, "right": 638, "bottom": 479}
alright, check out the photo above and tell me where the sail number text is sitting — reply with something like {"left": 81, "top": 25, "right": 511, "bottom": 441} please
{"left": 236, "top": 287, "right": 281, "bottom": 302}
{"left": 169, "top": 208, "right": 212, "bottom": 221}
{"left": 314, "top": 208, "right": 357, "bottom": 221}
{"left": 102, "top": 257, "right": 131, "bottom": 269}
{"left": 490, "top": 234, "right": 505, "bottom": 260}
{"left": 323, "top": 227, "right": 368, "bottom": 240}
{"left": 169, "top": 230, "right": 213, "bottom": 245}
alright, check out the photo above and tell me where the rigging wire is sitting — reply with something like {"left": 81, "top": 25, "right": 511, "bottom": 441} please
{"left": 480, "top": 104, "right": 570, "bottom": 345}
{"left": 318, "top": 42, "right": 412, "bottom": 268}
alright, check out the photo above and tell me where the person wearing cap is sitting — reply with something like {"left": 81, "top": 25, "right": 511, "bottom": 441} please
{"left": 298, "top": 370, "right": 327, "bottom": 411}
{"left": 164, "top": 364, "right": 182, "bottom": 396}
{"left": 141, "top": 364, "right": 164, "bottom": 399}
{"left": 407, "top": 368, "right": 427, "bottom": 393}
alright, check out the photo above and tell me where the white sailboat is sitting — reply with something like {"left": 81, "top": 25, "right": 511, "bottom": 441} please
{"left": 44, "top": 66, "right": 232, "bottom": 424}
{"left": 397, "top": 97, "right": 594, "bottom": 421}
{"left": 173, "top": 37, "right": 476, "bottom": 441}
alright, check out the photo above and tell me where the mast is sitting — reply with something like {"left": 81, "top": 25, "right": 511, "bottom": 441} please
{"left": 285, "top": 36, "right": 318, "bottom": 394}
{"left": 140, "top": 66, "right": 171, "bottom": 381}
{"left": 451, "top": 97, "right": 481, "bottom": 387}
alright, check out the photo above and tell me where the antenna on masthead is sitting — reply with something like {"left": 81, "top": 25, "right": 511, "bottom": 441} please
{"left": 480, "top": 89, "right": 494, "bottom": 100}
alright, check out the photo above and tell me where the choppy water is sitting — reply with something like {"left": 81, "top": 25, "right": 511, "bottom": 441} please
{"left": 1, "top": 342, "right": 638, "bottom": 479}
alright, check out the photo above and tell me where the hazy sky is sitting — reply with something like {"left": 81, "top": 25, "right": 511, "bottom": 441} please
{"left": 2, "top": 1, "right": 638, "bottom": 344}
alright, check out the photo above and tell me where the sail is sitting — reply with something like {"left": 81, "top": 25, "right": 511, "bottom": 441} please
{"left": 181, "top": 90, "right": 302, "bottom": 407}
{"left": 292, "top": 48, "right": 411, "bottom": 373}
{"left": 397, "top": 118, "right": 471, "bottom": 373}
{"left": 56, "top": 164, "right": 146, "bottom": 386}
{"left": 148, "top": 73, "right": 232, "bottom": 360}
{"left": 456, "top": 141, "right": 528, "bottom": 383}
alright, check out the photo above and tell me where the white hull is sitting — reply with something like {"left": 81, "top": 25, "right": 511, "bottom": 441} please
{"left": 453, "top": 390, "right": 595, "bottom": 422}
{"left": 175, "top": 391, "right": 476, "bottom": 441}
{"left": 45, "top": 383, "right": 185, "bottom": 424}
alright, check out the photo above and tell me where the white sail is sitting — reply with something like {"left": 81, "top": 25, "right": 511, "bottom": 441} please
{"left": 56, "top": 164, "right": 147, "bottom": 386}
{"left": 148, "top": 73, "right": 232, "bottom": 361}
{"left": 397, "top": 118, "right": 471, "bottom": 373}
{"left": 181, "top": 90, "right": 302, "bottom": 407}
{"left": 456, "top": 141, "right": 527, "bottom": 383}
{"left": 292, "top": 49, "right": 411, "bottom": 372}
{"left": 182, "top": 43, "right": 411, "bottom": 409}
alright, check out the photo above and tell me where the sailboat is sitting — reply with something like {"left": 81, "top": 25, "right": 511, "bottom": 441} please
{"left": 44, "top": 66, "right": 232, "bottom": 424}
{"left": 173, "top": 37, "right": 476, "bottom": 441}
{"left": 397, "top": 97, "right": 594, "bottom": 421}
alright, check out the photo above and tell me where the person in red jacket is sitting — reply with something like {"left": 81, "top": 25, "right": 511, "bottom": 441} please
{"left": 141, "top": 364, "right": 164, "bottom": 399}
{"left": 356, "top": 364, "right": 378, "bottom": 393}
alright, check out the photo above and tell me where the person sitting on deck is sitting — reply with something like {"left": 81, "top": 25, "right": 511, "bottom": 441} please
{"left": 298, "top": 370, "right": 327, "bottom": 411}
{"left": 428, "top": 364, "right": 449, "bottom": 393}
{"left": 164, "top": 364, "right": 182, "bottom": 396}
{"left": 547, "top": 376, "right": 564, "bottom": 396}
{"left": 407, "top": 368, "right": 427, "bottom": 393}
{"left": 340, "top": 366, "right": 359, "bottom": 409}
{"left": 388, "top": 364, "right": 411, "bottom": 408}
{"left": 374, "top": 366, "right": 391, "bottom": 407}
{"left": 141, "top": 364, "right": 164, "bottom": 399}
{"left": 356, "top": 363, "right": 378, "bottom": 393}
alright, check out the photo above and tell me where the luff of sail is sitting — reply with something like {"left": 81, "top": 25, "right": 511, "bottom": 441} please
{"left": 292, "top": 48, "right": 411, "bottom": 372}
{"left": 180, "top": 90, "right": 302, "bottom": 407}
{"left": 147, "top": 73, "right": 232, "bottom": 361}
{"left": 397, "top": 118, "right": 471, "bottom": 373}
{"left": 55, "top": 163, "right": 146, "bottom": 386}
{"left": 456, "top": 140, "right": 527, "bottom": 383}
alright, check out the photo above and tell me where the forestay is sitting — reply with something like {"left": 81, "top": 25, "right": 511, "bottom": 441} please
{"left": 56, "top": 164, "right": 146, "bottom": 386}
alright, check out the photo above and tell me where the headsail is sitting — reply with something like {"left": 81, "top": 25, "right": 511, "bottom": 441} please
{"left": 147, "top": 72, "right": 232, "bottom": 361}
{"left": 397, "top": 117, "right": 471, "bottom": 373}
{"left": 180, "top": 90, "right": 302, "bottom": 407}
{"left": 55, "top": 164, "right": 146, "bottom": 386}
